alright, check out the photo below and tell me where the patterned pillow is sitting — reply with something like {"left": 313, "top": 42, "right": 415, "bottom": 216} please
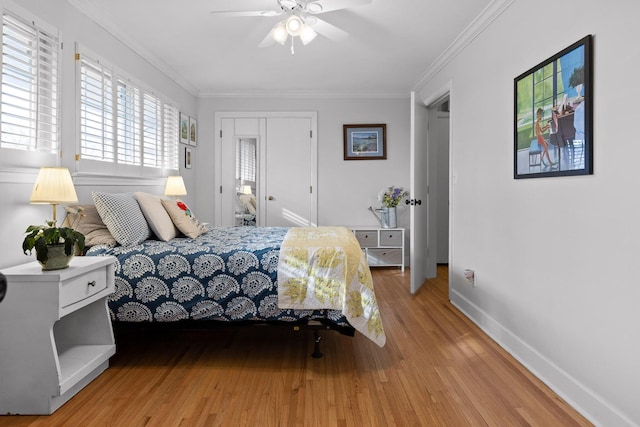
{"left": 161, "top": 199, "right": 208, "bottom": 238}
{"left": 92, "top": 192, "right": 151, "bottom": 246}
{"left": 134, "top": 192, "right": 178, "bottom": 241}
{"left": 62, "top": 204, "right": 117, "bottom": 247}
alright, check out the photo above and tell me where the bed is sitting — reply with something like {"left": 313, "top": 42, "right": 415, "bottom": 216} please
{"left": 74, "top": 192, "right": 386, "bottom": 355}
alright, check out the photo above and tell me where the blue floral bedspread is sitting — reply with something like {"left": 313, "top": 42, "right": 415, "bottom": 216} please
{"left": 86, "top": 226, "right": 354, "bottom": 333}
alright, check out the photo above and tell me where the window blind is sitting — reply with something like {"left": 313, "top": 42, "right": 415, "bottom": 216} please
{"left": 142, "top": 92, "right": 161, "bottom": 168}
{"left": 236, "top": 139, "right": 256, "bottom": 183}
{"left": 116, "top": 79, "right": 141, "bottom": 166}
{"left": 78, "top": 48, "right": 179, "bottom": 174}
{"left": 163, "top": 103, "right": 179, "bottom": 170}
{"left": 0, "top": 11, "right": 59, "bottom": 152}
{"left": 79, "top": 56, "right": 114, "bottom": 162}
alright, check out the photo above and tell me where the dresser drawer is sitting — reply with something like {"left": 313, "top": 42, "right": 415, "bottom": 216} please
{"left": 60, "top": 267, "right": 107, "bottom": 309}
{"left": 379, "top": 230, "right": 403, "bottom": 246}
{"left": 367, "top": 248, "right": 403, "bottom": 266}
{"left": 354, "top": 230, "right": 378, "bottom": 248}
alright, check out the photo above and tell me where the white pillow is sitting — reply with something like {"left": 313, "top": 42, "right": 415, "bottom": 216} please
{"left": 134, "top": 192, "right": 178, "bottom": 241}
{"left": 161, "top": 199, "right": 208, "bottom": 239}
{"left": 92, "top": 192, "right": 151, "bottom": 246}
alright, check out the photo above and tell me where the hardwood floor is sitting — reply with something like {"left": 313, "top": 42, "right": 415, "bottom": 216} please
{"left": 2, "top": 265, "right": 591, "bottom": 426}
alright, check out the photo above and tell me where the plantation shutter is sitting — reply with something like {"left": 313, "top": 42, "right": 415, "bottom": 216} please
{"left": 116, "top": 79, "right": 141, "bottom": 166}
{"left": 79, "top": 56, "right": 114, "bottom": 162}
{"left": 0, "top": 11, "right": 59, "bottom": 152}
{"left": 142, "top": 92, "right": 162, "bottom": 168}
{"left": 163, "top": 103, "right": 179, "bottom": 170}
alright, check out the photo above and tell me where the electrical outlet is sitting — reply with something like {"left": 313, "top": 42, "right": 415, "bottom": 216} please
{"left": 464, "top": 269, "right": 475, "bottom": 287}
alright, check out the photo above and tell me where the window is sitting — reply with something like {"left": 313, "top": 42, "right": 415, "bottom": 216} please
{"left": 79, "top": 57, "right": 114, "bottom": 162}
{"left": 0, "top": 11, "right": 59, "bottom": 153}
{"left": 78, "top": 49, "right": 179, "bottom": 175}
{"left": 162, "top": 104, "right": 179, "bottom": 170}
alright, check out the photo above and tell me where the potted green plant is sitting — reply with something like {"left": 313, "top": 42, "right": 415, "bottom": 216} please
{"left": 22, "top": 221, "right": 85, "bottom": 270}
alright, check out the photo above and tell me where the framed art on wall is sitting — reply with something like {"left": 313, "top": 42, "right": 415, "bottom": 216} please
{"left": 514, "top": 35, "right": 593, "bottom": 179}
{"left": 180, "top": 113, "right": 189, "bottom": 145}
{"left": 343, "top": 124, "right": 387, "bottom": 160}
{"left": 189, "top": 117, "right": 197, "bottom": 146}
{"left": 185, "top": 147, "right": 192, "bottom": 169}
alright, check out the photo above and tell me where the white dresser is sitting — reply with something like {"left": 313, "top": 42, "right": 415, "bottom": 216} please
{"left": 350, "top": 227, "right": 405, "bottom": 271}
{"left": 0, "top": 256, "right": 116, "bottom": 414}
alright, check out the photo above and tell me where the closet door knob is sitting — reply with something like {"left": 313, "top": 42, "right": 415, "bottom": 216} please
{"left": 268, "top": 196, "right": 274, "bottom": 201}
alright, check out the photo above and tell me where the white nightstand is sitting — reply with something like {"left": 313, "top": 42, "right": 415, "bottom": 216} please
{"left": 349, "top": 227, "right": 405, "bottom": 271}
{"left": 0, "top": 256, "right": 116, "bottom": 414}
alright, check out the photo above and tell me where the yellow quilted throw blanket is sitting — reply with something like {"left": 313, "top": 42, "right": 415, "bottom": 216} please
{"left": 277, "top": 226, "right": 386, "bottom": 347}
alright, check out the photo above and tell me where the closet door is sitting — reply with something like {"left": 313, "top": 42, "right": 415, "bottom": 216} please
{"left": 215, "top": 112, "right": 317, "bottom": 228}
{"left": 262, "top": 117, "right": 317, "bottom": 227}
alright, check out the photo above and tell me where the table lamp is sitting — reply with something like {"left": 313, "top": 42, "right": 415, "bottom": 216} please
{"left": 164, "top": 175, "right": 187, "bottom": 199}
{"left": 29, "top": 167, "right": 78, "bottom": 226}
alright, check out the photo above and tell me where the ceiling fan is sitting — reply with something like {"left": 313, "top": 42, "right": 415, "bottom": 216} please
{"left": 210, "top": 0, "right": 372, "bottom": 54}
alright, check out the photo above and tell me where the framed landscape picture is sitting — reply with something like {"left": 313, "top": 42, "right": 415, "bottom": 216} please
{"left": 180, "top": 113, "right": 189, "bottom": 145}
{"left": 514, "top": 35, "right": 593, "bottom": 179}
{"left": 343, "top": 124, "right": 386, "bottom": 160}
{"left": 189, "top": 117, "right": 197, "bottom": 146}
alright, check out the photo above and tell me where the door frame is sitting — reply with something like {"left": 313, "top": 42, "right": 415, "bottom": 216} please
{"left": 423, "top": 82, "right": 453, "bottom": 285}
{"left": 214, "top": 111, "right": 318, "bottom": 227}
{"left": 410, "top": 82, "right": 453, "bottom": 294}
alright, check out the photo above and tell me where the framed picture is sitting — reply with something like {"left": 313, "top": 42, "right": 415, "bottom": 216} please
{"left": 180, "top": 113, "right": 189, "bottom": 145}
{"left": 185, "top": 147, "right": 192, "bottom": 169}
{"left": 189, "top": 117, "right": 197, "bottom": 146}
{"left": 343, "top": 124, "right": 387, "bottom": 160}
{"left": 514, "top": 35, "right": 593, "bottom": 179}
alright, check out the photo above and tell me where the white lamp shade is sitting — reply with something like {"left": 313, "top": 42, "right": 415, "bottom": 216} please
{"left": 240, "top": 185, "right": 252, "bottom": 195}
{"left": 164, "top": 175, "right": 187, "bottom": 197}
{"left": 29, "top": 167, "right": 78, "bottom": 204}
{"left": 271, "top": 22, "right": 288, "bottom": 45}
{"left": 299, "top": 25, "right": 317, "bottom": 45}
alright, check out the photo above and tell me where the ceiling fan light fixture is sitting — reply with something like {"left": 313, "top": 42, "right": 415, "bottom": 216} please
{"left": 285, "top": 14, "right": 304, "bottom": 36}
{"left": 271, "top": 22, "right": 288, "bottom": 45}
{"left": 299, "top": 24, "right": 317, "bottom": 45}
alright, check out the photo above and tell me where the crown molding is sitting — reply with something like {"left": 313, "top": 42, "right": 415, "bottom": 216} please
{"left": 67, "top": 0, "right": 199, "bottom": 97}
{"left": 198, "top": 90, "right": 411, "bottom": 99}
{"left": 411, "top": 0, "right": 515, "bottom": 91}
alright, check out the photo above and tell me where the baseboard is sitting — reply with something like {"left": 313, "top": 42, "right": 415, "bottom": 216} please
{"left": 449, "top": 288, "right": 636, "bottom": 427}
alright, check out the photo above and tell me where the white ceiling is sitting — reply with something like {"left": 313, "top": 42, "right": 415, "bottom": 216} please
{"left": 71, "top": 0, "right": 495, "bottom": 97}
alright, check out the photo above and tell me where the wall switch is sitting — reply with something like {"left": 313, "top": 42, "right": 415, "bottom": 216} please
{"left": 464, "top": 269, "right": 475, "bottom": 286}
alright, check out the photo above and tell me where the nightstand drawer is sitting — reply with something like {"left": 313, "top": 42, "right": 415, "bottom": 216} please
{"left": 380, "top": 230, "right": 403, "bottom": 246}
{"left": 354, "top": 230, "right": 378, "bottom": 247}
{"left": 367, "top": 248, "right": 403, "bottom": 266}
{"left": 60, "top": 267, "right": 107, "bottom": 308}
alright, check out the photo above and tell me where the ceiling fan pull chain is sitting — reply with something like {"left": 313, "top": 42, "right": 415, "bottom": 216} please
{"left": 291, "top": 37, "right": 295, "bottom": 55}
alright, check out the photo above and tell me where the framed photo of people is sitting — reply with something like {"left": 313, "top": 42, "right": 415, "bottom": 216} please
{"left": 514, "top": 35, "right": 593, "bottom": 179}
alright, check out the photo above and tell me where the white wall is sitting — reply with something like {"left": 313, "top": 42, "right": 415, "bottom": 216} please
{"left": 0, "top": 0, "right": 196, "bottom": 269}
{"left": 196, "top": 97, "right": 411, "bottom": 231}
{"left": 415, "top": 1, "right": 640, "bottom": 425}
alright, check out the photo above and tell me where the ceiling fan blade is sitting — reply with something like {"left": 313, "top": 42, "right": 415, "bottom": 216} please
{"left": 309, "top": 17, "right": 349, "bottom": 41}
{"left": 305, "top": 0, "right": 371, "bottom": 14}
{"left": 210, "top": 10, "right": 283, "bottom": 18}
{"left": 258, "top": 32, "right": 276, "bottom": 48}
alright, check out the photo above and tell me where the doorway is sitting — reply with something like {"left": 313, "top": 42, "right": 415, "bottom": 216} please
{"left": 410, "top": 91, "right": 451, "bottom": 294}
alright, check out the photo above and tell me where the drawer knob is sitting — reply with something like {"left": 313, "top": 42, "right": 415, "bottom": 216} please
{"left": 88, "top": 280, "right": 96, "bottom": 287}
